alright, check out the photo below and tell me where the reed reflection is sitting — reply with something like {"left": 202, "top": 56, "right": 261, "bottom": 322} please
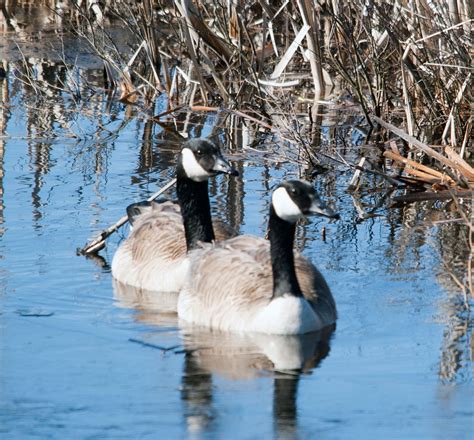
{"left": 0, "top": 63, "right": 7, "bottom": 238}
{"left": 113, "top": 280, "right": 335, "bottom": 438}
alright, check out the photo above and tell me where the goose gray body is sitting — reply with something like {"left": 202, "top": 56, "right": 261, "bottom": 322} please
{"left": 111, "top": 139, "right": 237, "bottom": 292}
{"left": 111, "top": 201, "right": 235, "bottom": 292}
{"left": 178, "top": 180, "right": 338, "bottom": 335}
{"left": 178, "top": 236, "right": 336, "bottom": 333}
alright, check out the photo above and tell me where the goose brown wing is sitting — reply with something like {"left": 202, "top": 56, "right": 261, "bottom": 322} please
{"left": 127, "top": 201, "right": 186, "bottom": 263}
{"left": 188, "top": 234, "right": 335, "bottom": 318}
{"left": 294, "top": 253, "right": 336, "bottom": 323}
{"left": 188, "top": 235, "right": 274, "bottom": 311}
{"left": 125, "top": 201, "right": 236, "bottom": 264}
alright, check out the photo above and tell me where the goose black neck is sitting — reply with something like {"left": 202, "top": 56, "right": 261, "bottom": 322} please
{"left": 176, "top": 167, "right": 215, "bottom": 251}
{"left": 269, "top": 205, "right": 303, "bottom": 299}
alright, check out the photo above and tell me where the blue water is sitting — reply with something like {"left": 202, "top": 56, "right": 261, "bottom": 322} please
{"left": 0, "top": 69, "right": 472, "bottom": 440}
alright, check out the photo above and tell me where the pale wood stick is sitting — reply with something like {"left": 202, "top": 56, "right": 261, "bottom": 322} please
{"left": 389, "top": 140, "right": 401, "bottom": 155}
{"left": 347, "top": 157, "right": 366, "bottom": 191}
{"left": 459, "top": 118, "right": 471, "bottom": 160}
{"left": 372, "top": 116, "right": 463, "bottom": 173}
{"left": 402, "top": 167, "right": 451, "bottom": 185}
{"left": 271, "top": 24, "right": 310, "bottom": 79}
{"left": 444, "top": 146, "right": 474, "bottom": 180}
{"left": 383, "top": 150, "right": 456, "bottom": 183}
{"left": 297, "top": 0, "right": 325, "bottom": 91}
{"left": 78, "top": 178, "right": 177, "bottom": 255}
{"left": 441, "top": 73, "right": 472, "bottom": 145}
{"left": 173, "top": 0, "right": 209, "bottom": 100}
{"left": 413, "top": 19, "right": 473, "bottom": 44}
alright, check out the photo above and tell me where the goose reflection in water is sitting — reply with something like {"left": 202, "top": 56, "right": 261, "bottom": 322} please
{"left": 113, "top": 280, "right": 335, "bottom": 438}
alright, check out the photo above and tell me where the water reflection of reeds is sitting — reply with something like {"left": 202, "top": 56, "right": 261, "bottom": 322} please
{"left": 0, "top": 68, "right": 7, "bottom": 237}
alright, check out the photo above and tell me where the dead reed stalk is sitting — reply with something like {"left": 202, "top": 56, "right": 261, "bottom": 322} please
{"left": 60, "top": 1, "right": 470, "bottom": 154}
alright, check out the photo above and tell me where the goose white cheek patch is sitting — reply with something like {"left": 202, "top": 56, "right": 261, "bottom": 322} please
{"left": 181, "top": 148, "right": 209, "bottom": 182}
{"left": 272, "top": 187, "right": 303, "bottom": 222}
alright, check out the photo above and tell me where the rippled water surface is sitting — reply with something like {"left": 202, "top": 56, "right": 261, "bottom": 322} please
{"left": 0, "top": 26, "right": 473, "bottom": 440}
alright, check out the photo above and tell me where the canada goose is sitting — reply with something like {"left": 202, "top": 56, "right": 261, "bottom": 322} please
{"left": 111, "top": 139, "right": 238, "bottom": 292}
{"left": 178, "top": 180, "right": 339, "bottom": 335}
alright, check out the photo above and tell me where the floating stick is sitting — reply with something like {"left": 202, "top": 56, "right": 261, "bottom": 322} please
{"left": 78, "top": 178, "right": 177, "bottom": 256}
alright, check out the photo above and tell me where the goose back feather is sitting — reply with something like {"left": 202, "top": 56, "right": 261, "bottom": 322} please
{"left": 112, "top": 200, "right": 236, "bottom": 292}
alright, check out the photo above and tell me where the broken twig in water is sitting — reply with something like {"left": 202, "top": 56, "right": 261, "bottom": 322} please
{"left": 373, "top": 116, "right": 465, "bottom": 175}
{"left": 347, "top": 157, "right": 366, "bottom": 191}
{"left": 384, "top": 151, "right": 456, "bottom": 186}
{"left": 78, "top": 178, "right": 177, "bottom": 256}
{"left": 129, "top": 338, "right": 182, "bottom": 352}
{"left": 392, "top": 189, "right": 473, "bottom": 204}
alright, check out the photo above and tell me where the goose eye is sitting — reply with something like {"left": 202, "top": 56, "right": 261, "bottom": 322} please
{"left": 196, "top": 149, "right": 202, "bottom": 155}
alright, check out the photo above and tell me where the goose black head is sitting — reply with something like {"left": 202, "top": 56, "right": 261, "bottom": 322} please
{"left": 179, "top": 139, "right": 239, "bottom": 182}
{"left": 272, "top": 180, "right": 339, "bottom": 223}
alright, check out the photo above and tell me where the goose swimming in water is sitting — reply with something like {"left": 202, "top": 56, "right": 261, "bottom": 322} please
{"left": 178, "top": 180, "right": 338, "bottom": 335}
{"left": 111, "top": 139, "right": 238, "bottom": 292}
